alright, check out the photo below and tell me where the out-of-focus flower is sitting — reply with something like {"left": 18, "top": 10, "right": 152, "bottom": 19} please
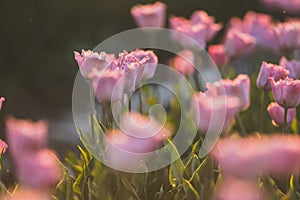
{"left": 0, "top": 139, "right": 8, "bottom": 153}
{"left": 212, "top": 134, "right": 300, "bottom": 178}
{"left": 74, "top": 50, "right": 115, "bottom": 78}
{"left": 214, "top": 177, "right": 264, "bottom": 200}
{"left": 280, "top": 56, "right": 300, "bottom": 79}
{"left": 229, "top": 12, "right": 278, "bottom": 51}
{"left": 256, "top": 62, "right": 289, "bottom": 90}
{"left": 208, "top": 44, "right": 228, "bottom": 67}
{"left": 270, "top": 77, "right": 300, "bottom": 108}
{"left": 224, "top": 29, "right": 256, "bottom": 57}
{"left": 260, "top": 0, "right": 300, "bottom": 15}
{"left": 266, "top": 135, "right": 300, "bottom": 174}
{"left": 16, "top": 149, "right": 61, "bottom": 189}
{"left": 91, "top": 69, "right": 125, "bottom": 103}
{"left": 104, "top": 112, "right": 171, "bottom": 170}
{"left": 267, "top": 102, "right": 295, "bottom": 126}
{"left": 6, "top": 117, "right": 48, "bottom": 160}
{"left": 207, "top": 74, "right": 251, "bottom": 111}
{"left": 0, "top": 97, "right": 4, "bottom": 110}
{"left": 169, "top": 10, "right": 222, "bottom": 49}
{"left": 190, "top": 10, "right": 223, "bottom": 41}
{"left": 169, "top": 49, "right": 195, "bottom": 76}
{"left": 130, "top": 1, "right": 166, "bottom": 28}
{"left": 1, "top": 189, "right": 48, "bottom": 200}
{"left": 193, "top": 93, "right": 241, "bottom": 133}
{"left": 275, "top": 22, "right": 299, "bottom": 51}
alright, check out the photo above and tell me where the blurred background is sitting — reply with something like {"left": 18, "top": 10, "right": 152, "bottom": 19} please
{"left": 0, "top": 0, "right": 295, "bottom": 156}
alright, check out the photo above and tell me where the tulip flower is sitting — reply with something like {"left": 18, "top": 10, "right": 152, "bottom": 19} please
{"left": 208, "top": 44, "right": 228, "bottom": 67}
{"left": 169, "top": 49, "right": 195, "bottom": 76}
{"left": 270, "top": 77, "right": 300, "bottom": 108}
{"left": 16, "top": 149, "right": 61, "bottom": 189}
{"left": 1, "top": 189, "right": 48, "bottom": 200}
{"left": 0, "top": 97, "right": 4, "bottom": 111}
{"left": 6, "top": 117, "right": 48, "bottom": 160}
{"left": 280, "top": 56, "right": 300, "bottom": 79}
{"left": 131, "top": 1, "right": 166, "bottom": 28}
{"left": 0, "top": 139, "right": 7, "bottom": 154}
{"left": 74, "top": 50, "right": 115, "bottom": 79}
{"left": 224, "top": 29, "right": 256, "bottom": 57}
{"left": 193, "top": 93, "right": 241, "bottom": 133}
{"left": 267, "top": 102, "right": 295, "bottom": 127}
{"left": 207, "top": 74, "right": 251, "bottom": 111}
{"left": 256, "top": 62, "right": 289, "bottom": 90}
{"left": 275, "top": 22, "right": 299, "bottom": 51}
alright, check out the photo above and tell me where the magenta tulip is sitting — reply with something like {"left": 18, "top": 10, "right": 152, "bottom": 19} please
{"left": 0, "top": 97, "right": 4, "bottom": 111}
{"left": 270, "top": 77, "right": 300, "bottom": 108}
{"left": 169, "top": 49, "right": 195, "bottom": 76}
{"left": 208, "top": 44, "right": 228, "bottom": 67}
{"left": 267, "top": 102, "right": 295, "bottom": 127}
{"left": 256, "top": 62, "right": 289, "bottom": 90}
{"left": 280, "top": 56, "right": 300, "bottom": 79}
{"left": 131, "top": 1, "right": 166, "bottom": 28}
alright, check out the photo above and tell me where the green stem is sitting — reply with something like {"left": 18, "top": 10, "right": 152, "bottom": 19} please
{"left": 138, "top": 87, "right": 143, "bottom": 114}
{"left": 259, "top": 90, "right": 267, "bottom": 133}
{"left": 283, "top": 107, "right": 288, "bottom": 134}
{"left": 89, "top": 81, "right": 95, "bottom": 143}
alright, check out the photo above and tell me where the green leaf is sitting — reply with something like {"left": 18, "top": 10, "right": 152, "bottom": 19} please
{"left": 73, "top": 173, "right": 83, "bottom": 195}
{"left": 182, "top": 179, "right": 200, "bottom": 200}
{"left": 164, "top": 138, "right": 184, "bottom": 188}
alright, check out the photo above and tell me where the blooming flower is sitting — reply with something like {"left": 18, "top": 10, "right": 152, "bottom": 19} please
{"left": 256, "top": 62, "right": 289, "bottom": 90}
{"left": 6, "top": 117, "right": 48, "bottom": 160}
{"left": 207, "top": 74, "right": 251, "bottom": 111}
{"left": 91, "top": 69, "right": 125, "bottom": 103}
{"left": 130, "top": 1, "right": 166, "bottom": 28}
{"left": 214, "top": 177, "right": 264, "bottom": 200}
{"left": 275, "top": 22, "right": 299, "bottom": 51}
{"left": 193, "top": 93, "right": 241, "bottom": 133}
{"left": 224, "top": 29, "right": 256, "bottom": 57}
{"left": 208, "top": 44, "right": 228, "bottom": 67}
{"left": 0, "top": 97, "right": 4, "bottom": 111}
{"left": 74, "top": 50, "right": 115, "bottom": 78}
{"left": 0, "top": 139, "right": 8, "bottom": 154}
{"left": 229, "top": 12, "right": 278, "bottom": 51}
{"left": 16, "top": 149, "right": 61, "bottom": 189}
{"left": 104, "top": 112, "right": 171, "bottom": 170}
{"left": 1, "top": 189, "right": 48, "bottom": 200}
{"left": 212, "top": 134, "right": 300, "bottom": 178}
{"left": 169, "top": 49, "right": 195, "bottom": 76}
{"left": 169, "top": 10, "right": 222, "bottom": 49}
{"left": 270, "top": 77, "right": 300, "bottom": 108}
{"left": 267, "top": 102, "right": 295, "bottom": 126}
{"left": 279, "top": 56, "right": 300, "bottom": 79}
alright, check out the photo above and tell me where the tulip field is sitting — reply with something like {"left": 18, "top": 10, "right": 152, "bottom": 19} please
{"left": 1, "top": 0, "right": 300, "bottom": 199}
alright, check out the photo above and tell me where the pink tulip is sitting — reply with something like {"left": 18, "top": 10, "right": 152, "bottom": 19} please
{"left": 190, "top": 10, "right": 223, "bottom": 41}
{"left": 256, "top": 62, "right": 289, "bottom": 90}
{"left": 215, "top": 177, "right": 264, "bottom": 200}
{"left": 193, "top": 93, "right": 241, "bottom": 133}
{"left": 16, "top": 149, "right": 61, "bottom": 189}
{"left": 208, "top": 44, "right": 228, "bottom": 67}
{"left": 169, "top": 11, "right": 222, "bottom": 49}
{"left": 224, "top": 29, "right": 256, "bottom": 57}
{"left": 212, "top": 134, "right": 300, "bottom": 178}
{"left": 1, "top": 189, "right": 48, "bottom": 200}
{"left": 6, "top": 117, "right": 48, "bottom": 160}
{"left": 207, "top": 74, "right": 251, "bottom": 111}
{"left": 169, "top": 49, "right": 195, "bottom": 76}
{"left": 104, "top": 112, "right": 171, "bottom": 170}
{"left": 74, "top": 50, "right": 115, "bottom": 78}
{"left": 91, "top": 69, "right": 125, "bottom": 103}
{"left": 0, "top": 139, "right": 8, "bottom": 154}
{"left": 265, "top": 135, "right": 300, "bottom": 175}
{"left": 275, "top": 22, "right": 299, "bottom": 51}
{"left": 280, "top": 56, "right": 300, "bottom": 79}
{"left": 0, "top": 97, "right": 4, "bottom": 110}
{"left": 130, "top": 1, "right": 166, "bottom": 28}
{"left": 270, "top": 77, "right": 300, "bottom": 108}
{"left": 267, "top": 102, "right": 295, "bottom": 126}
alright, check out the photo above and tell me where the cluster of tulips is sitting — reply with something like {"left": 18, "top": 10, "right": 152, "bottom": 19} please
{"left": 0, "top": 0, "right": 300, "bottom": 199}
